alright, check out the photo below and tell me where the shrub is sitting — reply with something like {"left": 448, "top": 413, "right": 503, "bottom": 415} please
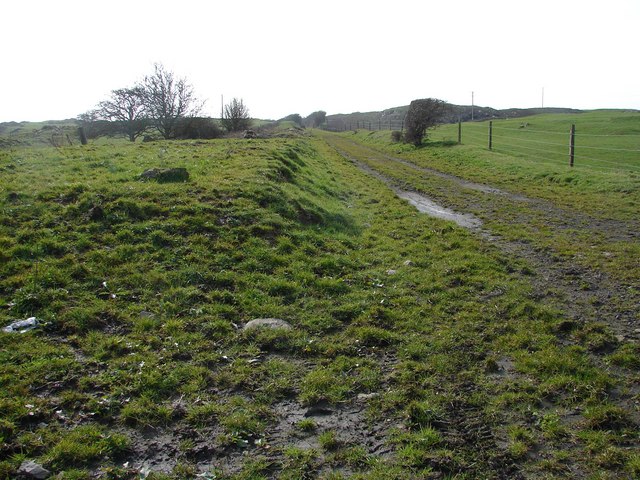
{"left": 404, "top": 98, "right": 449, "bottom": 146}
{"left": 174, "top": 117, "right": 223, "bottom": 139}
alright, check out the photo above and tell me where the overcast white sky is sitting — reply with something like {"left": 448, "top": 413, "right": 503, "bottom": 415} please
{"left": 1, "top": 0, "right": 638, "bottom": 122}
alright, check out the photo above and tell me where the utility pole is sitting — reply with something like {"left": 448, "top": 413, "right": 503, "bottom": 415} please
{"left": 471, "top": 91, "right": 474, "bottom": 121}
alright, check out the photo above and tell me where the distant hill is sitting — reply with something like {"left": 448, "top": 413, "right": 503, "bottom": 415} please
{"left": 0, "top": 119, "right": 81, "bottom": 147}
{"left": 325, "top": 104, "right": 585, "bottom": 131}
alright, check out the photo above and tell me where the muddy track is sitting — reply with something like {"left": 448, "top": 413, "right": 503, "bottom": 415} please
{"left": 338, "top": 137, "right": 639, "bottom": 243}
{"left": 324, "top": 135, "right": 640, "bottom": 343}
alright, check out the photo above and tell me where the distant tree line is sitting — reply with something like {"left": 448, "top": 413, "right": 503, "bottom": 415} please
{"left": 80, "top": 64, "right": 252, "bottom": 141}
{"left": 273, "top": 111, "right": 326, "bottom": 128}
{"left": 279, "top": 113, "right": 304, "bottom": 126}
{"left": 276, "top": 111, "right": 326, "bottom": 129}
{"left": 80, "top": 64, "right": 332, "bottom": 142}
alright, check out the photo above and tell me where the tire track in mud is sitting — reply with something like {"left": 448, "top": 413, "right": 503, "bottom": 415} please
{"left": 325, "top": 135, "right": 639, "bottom": 343}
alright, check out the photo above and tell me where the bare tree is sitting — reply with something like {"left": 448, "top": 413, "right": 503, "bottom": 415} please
{"left": 140, "top": 63, "right": 202, "bottom": 139}
{"left": 97, "top": 87, "right": 149, "bottom": 142}
{"left": 77, "top": 109, "right": 118, "bottom": 140}
{"left": 404, "top": 98, "right": 450, "bottom": 146}
{"left": 222, "top": 98, "right": 251, "bottom": 132}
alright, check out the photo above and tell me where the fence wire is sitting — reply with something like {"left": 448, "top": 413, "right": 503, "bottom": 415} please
{"left": 321, "top": 117, "right": 639, "bottom": 172}
{"left": 459, "top": 121, "right": 639, "bottom": 172}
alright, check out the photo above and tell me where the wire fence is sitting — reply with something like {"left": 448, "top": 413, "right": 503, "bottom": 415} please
{"left": 323, "top": 118, "right": 407, "bottom": 132}
{"left": 323, "top": 117, "right": 640, "bottom": 173}
{"left": 459, "top": 121, "right": 640, "bottom": 172}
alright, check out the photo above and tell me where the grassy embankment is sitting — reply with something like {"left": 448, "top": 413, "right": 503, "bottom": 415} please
{"left": 0, "top": 133, "right": 638, "bottom": 478}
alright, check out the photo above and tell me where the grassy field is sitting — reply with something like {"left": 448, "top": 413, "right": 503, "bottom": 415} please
{"left": 431, "top": 110, "right": 640, "bottom": 172}
{"left": 0, "top": 130, "right": 638, "bottom": 478}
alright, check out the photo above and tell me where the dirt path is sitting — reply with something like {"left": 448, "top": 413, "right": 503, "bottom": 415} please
{"left": 323, "top": 134, "right": 640, "bottom": 343}
{"left": 337, "top": 137, "right": 639, "bottom": 243}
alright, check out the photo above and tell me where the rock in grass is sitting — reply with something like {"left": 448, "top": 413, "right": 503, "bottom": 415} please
{"left": 3, "top": 317, "right": 39, "bottom": 333}
{"left": 139, "top": 167, "right": 189, "bottom": 183}
{"left": 243, "top": 318, "right": 292, "bottom": 331}
{"left": 357, "top": 392, "right": 380, "bottom": 401}
{"left": 87, "top": 205, "right": 104, "bottom": 221}
{"left": 17, "top": 460, "right": 50, "bottom": 479}
{"left": 243, "top": 130, "right": 258, "bottom": 139}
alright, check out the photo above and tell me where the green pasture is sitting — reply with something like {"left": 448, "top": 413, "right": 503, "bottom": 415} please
{"left": 433, "top": 110, "right": 640, "bottom": 172}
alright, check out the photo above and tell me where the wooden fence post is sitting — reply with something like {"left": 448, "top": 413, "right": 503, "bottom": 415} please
{"left": 458, "top": 120, "right": 462, "bottom": 144}
{"left": 569, "top": 124, "right": 576, "bottom": 167}
{"left": 489, "top": 121, "right": 493, "bottom": 150}
{"left": 78, "top": 127, "right": 87, "bottom": 145}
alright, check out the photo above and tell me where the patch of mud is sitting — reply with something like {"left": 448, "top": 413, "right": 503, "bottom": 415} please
{"left": 121, "top": 422, "right": 265, "bottom": 476}
{"left": 443, "top": 397, "right": 523, "bottom": 479}
{"left": 497, "top": 238, "right": 640, "bottom": 341}
{"left": 124, "top": 428, "right": 186, "bottom": 474}
{"left": 269, "top": 398, "right": 394, "bottom": 456}
{"left": 116, "top": 395, "right": 396, "bottom": 478}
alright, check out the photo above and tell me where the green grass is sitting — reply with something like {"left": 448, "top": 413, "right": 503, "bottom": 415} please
{"left": 434, "top": 110, "right": 640, "bottom": 168}
{"left": 0, "top": 132, "right": 638, "bottom": 478}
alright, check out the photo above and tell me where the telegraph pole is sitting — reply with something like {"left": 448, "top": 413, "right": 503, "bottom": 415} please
{"left": 471, "top": 91, "right": 474, "bottom": 121}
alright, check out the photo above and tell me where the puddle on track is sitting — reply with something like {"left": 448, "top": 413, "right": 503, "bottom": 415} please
{"left": 396, "top": 190, "right": 482, "bottom": 229}
{"left": 336, "top": 147, "right": 483, "bottom": 230}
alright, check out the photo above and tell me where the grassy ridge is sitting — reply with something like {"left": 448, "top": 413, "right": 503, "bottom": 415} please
{"left": 0, "top": 138, "right": 638, "bottom": 478}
